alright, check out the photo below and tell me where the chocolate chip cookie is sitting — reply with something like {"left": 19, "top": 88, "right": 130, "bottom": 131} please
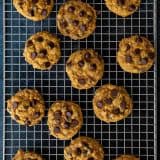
{"left": 47, "top": 101, "right": 83, "bottom": 140}
{"left": 12, "top": 149, "right": 44, "bottom": 160}
{"left": 64, "top": 136, "right": 104, "bottom": 160}
{"left": 93, "top": 84, "right": 133, "bottom": 123}
{"left": 117, "top": 35, "right": 155, "bottom": 73}
{"left": 104, "top": 0, "right": 141, "bottom": 17}
{"left": 7, "top": 89, "right": 45, "bottom": 126}
{"left": 114, "top": 155, "right": 140, "bottom": 160}
{"left": 66, "top": 49, "right": 104, "bottom": 90}
{"left": 23, "top": 31, "right": 61, "bottom": 70}
{"left": 13, "top": 0, "right": 54, "bottom": 21}
{"left": 57, "top": 0, "right": 97, "bottom": 40}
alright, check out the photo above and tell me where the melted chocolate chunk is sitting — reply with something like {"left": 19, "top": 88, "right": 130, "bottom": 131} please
{"left": 96, "top": 101, "right": 103, "bottom": 109}
{"left": 136, "top": 36, "right": 143, "bottom": 43}
{"left": 148, "top": 52, "right": 155, "bottom": 59}
{"left": 125, "top": 55, "right": 132, "bottom": 63}
{"left": 31, "top": 52, "right": 37, "bottom": 60}
{"left": 68, "top": 6, "right": 75, "bottom": 13}
{"left": 32, "top": 0, "right": 38, "bottom": 4}
{"left": 112, "top": 108, "right": 120, "bottom": 114}
{"left": 30, "top": 99, "right": 37, "bottom": 107}
{"left": 76, "top": 148, "right": 82, "bottom": 155}
{"left": 46, "top": 0, "right": 51, "bottom": 5}
{"left": 54, "top": 126, "right": 60, "bottom": 133}
{"left": 25, "top": 119, "right": 31, "bottom": 125}
{"left": 117, "top": 0, "right": 125, "bottom": 6}
{"left": 111, "top": 89, "right": 118, "bottom": 98}
{"left": 36, "top": 36, "right": 43, "bottom": 42}
{"left": 88, "top": 158, "right": 94, "bottom": 160}
{"left": 72, "top": 20, "right": 79, "bottom": 26}
{"left": 125, "top": 44, "right": 130, "bottom": 51}
{"left": 61, "top": 20, "right": 68, "bottom": 28}
{"left": 24, "top": 106, "right": 29, "bottom": 110}
{"left": 140, "top": 57, "right": 148, "bottom": 65}
{"left": 63, "top": 122, "right": 70, "bottom": 129}
{"left": 39, "top": 49, "right": 47, "bottom": 58}
{"left": 70, "top": 119, "right": 79, "bottom": 127}
{"left": 45, "top": 62, "right": 51, "bottom": 68}
{"left": 84, "top": 52, "right": 91, "bottom": 61}
{"left": 12, "top": 102, "right": 18, "bottom": 109}
{"left": 78, "top": 78, "right": 86, "bottom": 85}
{"left": 105, "top": 98, "right": 112, "bottom": 105}
{"left": 27, "top": 40, "right": 33, "bottom": 47}
{"left": 48, "top": 41, "right": 55, "bottom": 49}
{"left": 14, "top": 115, "right": 20, "bottom": 120}
{"left": 134, "top": 48, "right": 141, "bottom": 55}
{"left": 79, "top": 24, "right": 87, "bottom": 32}
{"left": 120, "top": 100, "right": 127, "bottom": 109}
{"left": 54, "top": 110, "right": 62, "bottom": 120}
{"left": 128, "top": 4, "right": 136, "bottom": 11}
{"left": 28, "top": 9, "right": 34, "bottom": 17}
{"left": 90, "top": 64, "right": 97, "bottom": 71}
{"left": 33, "top": 112, "right": 40, "bottom": 118}
{"left": 79, "top": 10, "right": 86, "bottom": 17}
{"left": 41, "top": 9, "right": 48, "bottom": 16}
{"left": 65, "top": 110, "right": 73, "bottom": 118}
{"left": 78, "top": 60, "right": 85, "bottom": 67}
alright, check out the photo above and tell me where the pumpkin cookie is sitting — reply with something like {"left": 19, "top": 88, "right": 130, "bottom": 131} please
{"left": 47, "top": 101, "right": 83, "bottom": 140}
{"left": 64, "top": 136, "right": 104, "bottom": 160}
{"left": 23, "top": 31, "right": 61, "bottom": 70}
{"left": 93, "top": 84, "right": 133, "bottom": 123}
{"left": 117, "top": 35, "right": 155, "bottom": 73}
{"left": 66, "top": 49, "right": 104, "bottom": 90}
{"left": 7, "top": 89, "right": 45, "bottom": 126}
{"left": 13, "top": 0, "right": 54, "bottom": 21}
{"left": 104, "top": 0, "right": 141, "bottom": 17}
{"left": 57, "top": 0, "right": 97, "bottom": 40}
{"left": 12, "top": 149, "right": 44, "bottom": 160}
{"left": 114, "top": 155, "right": 140, "bottom": 160}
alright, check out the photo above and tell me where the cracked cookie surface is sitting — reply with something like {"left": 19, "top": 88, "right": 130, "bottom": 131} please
{"left": 13, "top": 0, "right": 54, "bottom": 21}
{"left": 48, "top": 101, "right": 83, "bottom": 140}
{"left": 114, "top": 155, "right": 140, "bottom": 160}
{"left": 57, "top": 0, "right": 97, "bottom": 40}
{"left": 64, "top": 136, "right": 104, "bottom": 160}
{"left": 66, "top": 49, "right": 104, "bottom": 90}
{"left": 117, "top": 35, "right": 155, "bottom": 73}
{"left": 7, "top": 89, "right": 45, "bottom": 126}
{"left": 12, "top": 149, "right": 44, "bottom": 160}
{"left": 104, "top": 0, "right": 141, "bottom": 17}
{"left": 23, "top": 31, "right": 61, "bottom": 70}
{"left": 93, "top": 84, "right": 133, "bottom": 123}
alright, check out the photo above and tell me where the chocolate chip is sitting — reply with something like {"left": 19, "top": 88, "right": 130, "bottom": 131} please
{"left": 39, "top": 49, "right": 47, "bottom": 58}
{"left": 88, "top": 158, "right": 94, "bottom": 160}
{"left": 66, "top": 110, "right": 73, "bottom": 118}
{"left": 125, "top": 44, "right": 130, "bottom": 51}
{"left": 32, "top": 0, "right": 38, "bottom": 4}
{"left": 148, "top": 52, "right": 155, "bottom": 59}
{"left": 84, "top": 52, "right": 91, "bottom": 61}
{"left": 70, "top": 119, "right": 79, "bottom": 127}
{"left": 41, "top": 9, "right": 47, "bottom": 16}
{"left": 54, "top": 110, "right": 62, "bottom": 120}
{"left": 24, "top": 106, "right": 29, "bottom": 110}
{"left": 72, "top": 20, "right": 79, "bottom": 26}
{"left": 68, "top": 6, "right": 75, "bottom": 12}
{"left": 46, "top": 0, "right": 51, "bottom": 5}
{"left": 30, "top": 99, "right": 37, "bottom": 107}
{"left": 128, "top": 4, "right": 136, "bottom": 11}
{"left": 78, "top": 60, "right": 85, "bottom": 67}
{"left": 48, "top": 41, "right": 55, "bottom": 49}
{"left": 111, "top": 89, "right": 118, "bottom": 98}
{"left": 45, "top": 62, "right": 51, "bottom": 68}
{"left": 112, "top": 108, "right": 120, "bottom": 114}
{"left": 63, "top": 122, "right": 70, "bottom": 129}
{"left": 117, "top": 0, "right": 125, "bottom": 6}
{"left": 105, "top": 98, "right": 112, "bottom": 105}
{"left": 136, "top": 36, "right": 143, "bottom": 43}
{"left": 96, "top": 101, "right": 103, "bottom": 109}
{"left": 140, "top": 57, "right": 148, "bottom": 65}
{"left": 78, "top": 78, "right": 86, "bottom": 84}
{"left": 54, "top": 127, "right": 60, "bottom": 133}
{"left": 33, "top": 112, "right": 40, "bottom": 118}
{"left": 61, "top": 20, "right": 68, "bottom": 28}
{"left": 125, "top": 55, "right": 132, "bottom": 63}
{"left": 120, "top": 100, "right": 127, "bottom": 109}
{"left": 25, "top": 119, "right": 31, "bottom": 125}
{"left": 14, "top": 115, "right": 20, "bottom": 120}
{"left": 79, "top": 10, "right": 86, "bottom": 17}
{"left": 76, "top": 148, "right": 81, "bottom": 155}
{"left": 36, "top": 36, "right": 43, "bottom": 42}
{"left": 79, "top": 24, "right": 87, "bottom": 32}
{"left": 31, "top": 52, "right": 37, "bottom": 60}
{"left": 27, "top": 40, "right": 33, "bottom": 47}
{"left": 134, "top": 48, "right": 141, "bottom": 55}
{"left": 28, "top": 9, "right": 34, "bottom": 17}
{"left": 12, "top": 102, "right": 18, "bottom": 109}
{"left": 90, "top": 64, "right": 97, "bottom": 71}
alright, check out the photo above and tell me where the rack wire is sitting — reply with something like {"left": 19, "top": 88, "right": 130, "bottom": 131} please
{"left": 3, "top": 0, "right": 157, "bottom": 159}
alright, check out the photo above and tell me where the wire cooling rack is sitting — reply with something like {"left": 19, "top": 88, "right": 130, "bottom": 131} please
{"left": 3, "top": 0, "right": 157, "bottom": 159}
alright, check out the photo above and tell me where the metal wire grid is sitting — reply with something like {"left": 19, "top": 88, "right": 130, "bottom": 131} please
{"left": 3, "top": 0, "right": 156, "bottom": 159}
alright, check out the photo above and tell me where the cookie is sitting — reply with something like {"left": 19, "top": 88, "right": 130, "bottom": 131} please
{"left": 57, "top": 0, "right": 97, "bottom": 40}
{"left": 66, "top": 49, "right": 104, "bottom": 89}
{"left": 47, "top": 101, "right": 83, "bottom": 140}
{"left": 93, "top": 84, "right": 133, "bottom": 123}
{"left": 117, "top": 35, "right": 155, "bottom": 73}
{"left": 7, "top": 89, "right": 45, "bottom": 126}
{"left": 104, "top": 0, "right": 141, "bottom": 17}
{"left": 114, "top": 155, "right": 140, "bottom": 160}
{"left": 12, "top": 149, "right": 43, "bottom": 160}
{"left": 13, "top": 0, "right": 54, "bottom": 21}
{"left": 23, "top": 31, "right": 61, "bottom": 70}
{"left": 64, "top": 136, "right": 104, "bottom": 160}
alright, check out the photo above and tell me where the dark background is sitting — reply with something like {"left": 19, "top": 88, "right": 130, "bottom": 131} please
{"left": 0, "top": 0, "right": 158, "bottom": 160}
